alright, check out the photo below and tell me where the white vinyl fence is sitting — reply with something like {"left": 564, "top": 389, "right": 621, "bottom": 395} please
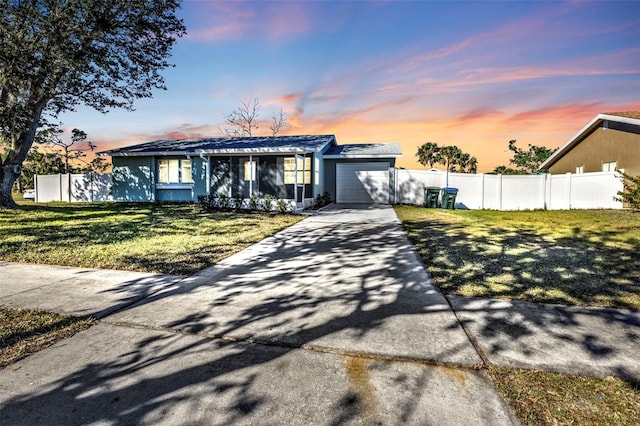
{"left": 34, "top": 173, "right": 112, "bottom": 203}
{"left": 393, "top": 169, "right": 623, "bottom": 210}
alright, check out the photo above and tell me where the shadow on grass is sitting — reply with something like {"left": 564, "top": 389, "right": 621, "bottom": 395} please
{"left": 0, "top": 203, "right": 299, "bottom": 274}
{"left": 401, "top": 212, "right": 640, "bottom": 310}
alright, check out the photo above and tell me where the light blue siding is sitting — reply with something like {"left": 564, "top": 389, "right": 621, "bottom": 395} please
{"left": 112, "top": 157, "right": 153, "bottom": 201}
{"left": 112, "top": 156, "right": 207, "bottom": 202}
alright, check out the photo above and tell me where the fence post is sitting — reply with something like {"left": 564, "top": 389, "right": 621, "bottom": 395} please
{"left": 567, "top": 172, "right": 572, "bottom": 210}
{"left": 498, "top": 174, "right": 503, "bottom": 211}
{"left": 480, "top": 173, "right": 485, "bottom": 210}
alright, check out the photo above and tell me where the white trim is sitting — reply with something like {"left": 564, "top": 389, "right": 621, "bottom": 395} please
{"left": 323, "top": 154, "right": 401, "bottom": 159}
{"left": 155, "top": 183, "right": 193, "bottom": 190}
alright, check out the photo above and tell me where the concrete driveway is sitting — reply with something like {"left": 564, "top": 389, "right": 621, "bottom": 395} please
{"left": 0, "top": 204, "right": 519, "bottom": 425}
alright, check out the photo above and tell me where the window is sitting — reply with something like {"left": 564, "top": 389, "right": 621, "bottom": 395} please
{"left": 158, "top": 159, "right": 192, "bottom": 183}
{"left": 244, "top": 160, "right": 256, "bottom": 181}
{"left": 602, "top": 161, "right": 617, "bottom": 172}
{"left": 181, "top": 160, "right": 192, "bottom": 183}
{"left": 283, "top": 157, "right": 311, "bottom": 184}
{"left": 576, "top": 165, "right": 584, "bottom": 174}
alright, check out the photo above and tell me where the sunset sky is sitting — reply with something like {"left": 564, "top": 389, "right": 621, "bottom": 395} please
{"left": 61, "top": 0, "right": 640, "bottom": 172}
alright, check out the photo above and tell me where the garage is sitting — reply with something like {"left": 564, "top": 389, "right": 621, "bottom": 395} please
{"left": 336, "top": 162, "right": 390, "bottom": 204}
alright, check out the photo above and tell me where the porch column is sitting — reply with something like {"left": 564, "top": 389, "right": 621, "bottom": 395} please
{"left": 249, "top": 154, "right": 253, "bottom": 196}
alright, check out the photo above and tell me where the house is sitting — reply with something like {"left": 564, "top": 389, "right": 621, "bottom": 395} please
{"left": 540, "top": 112, "right": 640, "bottom": 176}
{"left": 100, "top": 135, "right": 402, "bottom": 208}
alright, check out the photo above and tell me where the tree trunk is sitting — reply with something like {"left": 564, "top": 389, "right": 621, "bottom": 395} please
{"left": 0, "top": 105, "right": 45, "bottom": 209}
{"left": 0, "top": 165, "right": 20, "bottom": 208}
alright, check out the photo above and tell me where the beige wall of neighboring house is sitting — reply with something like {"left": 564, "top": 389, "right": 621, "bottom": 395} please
{"left": 548, "top": 127, "right": 640, "bottom": 176}
{"left": 542, "top": 113, "right": 640, "bottom": 177}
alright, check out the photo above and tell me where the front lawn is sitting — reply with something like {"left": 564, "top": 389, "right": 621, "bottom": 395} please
{"left": 0, "top": 307, "right": 93, "bottom": 368}
{"left": 395, "top": 205, "right": 640, "bottom": 310}
{"left": 487, "top": 366, "right": 640, "bottom": 425}
{"left": 0, "top": 202, "right": 302, "bottom": 275}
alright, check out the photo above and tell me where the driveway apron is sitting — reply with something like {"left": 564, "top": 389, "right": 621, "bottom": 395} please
{"left": 110, "top": 204, "right": 481, "bottom": 366}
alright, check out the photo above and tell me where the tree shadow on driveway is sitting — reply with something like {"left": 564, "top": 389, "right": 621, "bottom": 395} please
{"left": 0, "top": 213, "right": 521, "bottom": 425}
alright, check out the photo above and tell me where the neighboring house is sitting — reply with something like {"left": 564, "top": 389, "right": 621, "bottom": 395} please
{"left": 100, "top": 135, "right": 402, "bottom": 208}
{"left": 540, "top": 112, "right": 640, "bottom": 176}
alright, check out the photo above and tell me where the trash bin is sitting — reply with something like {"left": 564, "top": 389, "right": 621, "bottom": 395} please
{"left": 424, "top": 187, "right": 440, "bottom": 208}
{"left": 440, "top": 187, "right": 458, "bottom": 209}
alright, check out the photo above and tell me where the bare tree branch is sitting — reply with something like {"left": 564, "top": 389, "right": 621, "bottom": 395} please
{"left": 269, "top": 107, "right": 289, "bottom": 136}
{"left": 224, "top": 98, "right": 260, "bottom": 137}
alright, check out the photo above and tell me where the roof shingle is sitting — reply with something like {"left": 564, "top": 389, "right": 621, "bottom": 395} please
{"left": 102, "top": 135, "right": 337, "bottom": 156}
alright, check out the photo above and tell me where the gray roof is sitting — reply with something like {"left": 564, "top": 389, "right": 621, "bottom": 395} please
{"left": 323, "top": 143, "right": 402, "bottom": 158}
{"left": 101, "top": 135, "right": 337, "bottom": 156}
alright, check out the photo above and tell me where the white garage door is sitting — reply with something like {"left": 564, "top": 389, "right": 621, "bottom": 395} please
{"left": 336, "top": 162, "right": 390, "bottom": 204}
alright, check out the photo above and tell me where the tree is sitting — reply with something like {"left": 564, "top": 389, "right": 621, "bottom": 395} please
{"left": 19, "top": 147, "right": 66, "bottom": 189}
{"left": 37, "top": 126, "right": 95, "bottom": 174}
{"left": 0, "top": 0, "right": 186, "bottom": 208}
{"left": 467, "top": 157, "right": 478, "bottom": 174}
{"left": 493, "top": 139, "right": 557, "bottom": 175}
{"left": 223, "top": 98, "right": 261, "bottom": 137}
{"left": 82, "top": 156, "right": 109, "bottom": 173}
{"left": 614, "top": 169, "right": 640, "bottom": 210}
{"left": 491, "top": 165, "right": 527, "bottom": 175}
{"left": 223, "top": 99, "right": 290, "bottom": 137}
{"left": 416, "top": 142, "right": 478, "bottom": 173}
{"left": 416, "top": 142, "right": 440, "bottom": 168}
{"left": 435, "top": 145, "right": 464, "bottom": 172}
{"left": 269, "top": 107, "right": 289, "bottom": 136}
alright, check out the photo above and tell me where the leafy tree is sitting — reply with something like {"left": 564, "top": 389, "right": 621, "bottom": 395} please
{"left": 491, "top": 165, "right": 528, "bottom": 175}
{"left": 82, "top": 156, "right": 110, "bottom": 173}
{"left": 467, "top": 157, "right": 478, "bottom": 174}
{"left": 36, "top": 126, "right": 95, "bottom": 174}
{"left": 435, "top": 145, "right": 463, "bottom": 172}
{"left": 493, "top": 139, "right": 557, "bottom": 175}
{"left": 416, "top": 142, "right": 440, "bottom": 168}
{"left": 19, "top": 148, "right": 66, "bottom": 189}
{"left": 0, "top": 0, "right": 186, "bottom": 208}
{"left": 614, "top": 170, "right": 640, "bottom": 210}
{"left": 416, "top": 142, "right": 478, "bottom": 173}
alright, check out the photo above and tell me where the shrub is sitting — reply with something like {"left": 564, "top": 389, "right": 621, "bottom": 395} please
{"left": 197, "top": 194, "right": 217, "bottom": 212}
{"left": 233, "top": 193, "right": 244, "bottom": 211}
{"left": 249, "top": 194, "right": 259, "bottom": 211}
{"left": 219, "top": 193, "right": 231, "bottom": 210}
{"left": 263, "top": 194, "right": 274, "bottom": 211}
{"left": 615, "top": 170, "right": 640, "bottom": 210}
{"left": 312, "top": 192, "right": 332, "bottom": 209}
{"left": 277, "top": 198, "right": 289, "bottom": 214}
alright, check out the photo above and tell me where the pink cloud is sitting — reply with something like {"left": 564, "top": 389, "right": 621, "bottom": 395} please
{"left": 184, "top": 1, "right": 316, "bottom": 42}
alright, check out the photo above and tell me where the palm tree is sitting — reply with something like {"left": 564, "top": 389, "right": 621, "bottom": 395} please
{"left": 468, "top": 157, "right": 478, "bottom": 174}
{"left": 435, "top": 145, "right": 463, "bottom": 172}
{"left": 456, "top": 153, "right": 471, "bottom": 173}
{"left": 416, "top": 142, "right": 440, "bottom": 168}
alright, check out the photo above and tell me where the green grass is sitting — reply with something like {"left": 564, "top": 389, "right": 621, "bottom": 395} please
{"left": 395, "top": 205, "right": 640, "bottom": 310}
{"left": 487, "top": 366, "right": 640, "bottom": 425}
{"left": 0, "top": 306, "right": 93, "bottom": 368}
{"left": 0, "top": 202, "right": 303, "bottom": 275}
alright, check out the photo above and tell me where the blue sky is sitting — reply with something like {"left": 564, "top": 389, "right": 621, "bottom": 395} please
{"left": 63, "top": 0, "right": 640, "bottom": 171}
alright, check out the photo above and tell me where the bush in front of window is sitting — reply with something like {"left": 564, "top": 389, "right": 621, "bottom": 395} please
{"left": 249, "top": 195, "right": 259, "bottom": 211}
{"left": 263, "top": 194, "right": 275, "bottom": 211}
{"left": 277, "top": 198, "right": 289, "bottom": 214}
{"left": 233, "top": 193, "right": 244, "bottom": 211}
